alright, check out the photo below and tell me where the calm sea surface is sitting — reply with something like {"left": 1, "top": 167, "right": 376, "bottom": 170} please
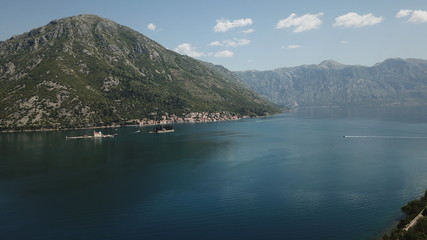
{"left": 1, "top": 107, "right": 427, "bottom": 240}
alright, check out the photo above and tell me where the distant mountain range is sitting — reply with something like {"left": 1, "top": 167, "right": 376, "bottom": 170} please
{"left": 0, "top": 14, "right": 280, "bottom": 130}
{"left": 235, "top": 58, "right": 427, "bottom": 107}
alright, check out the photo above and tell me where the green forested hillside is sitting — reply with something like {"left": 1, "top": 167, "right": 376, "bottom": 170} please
{"left": 383, "top": 191, "right": 427, "bottom": 240}
{"left": 0, "top": 14, "right": 280, "bottom": 130}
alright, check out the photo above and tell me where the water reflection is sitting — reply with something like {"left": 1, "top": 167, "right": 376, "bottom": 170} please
{"left": 0, "top": 126, "right": 235, "bottom": 197}
{"left": 1, "top": 107, "right": 427, "bottom": 240}
{"left": 294, "top": 106, "right": 427, "bottom": 123}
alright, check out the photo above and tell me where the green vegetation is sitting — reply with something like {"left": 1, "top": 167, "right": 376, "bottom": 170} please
{"left": 0, "top": 14, "right": 281, "bottom": 131}
{"left": 382, "top": 191, "right": 427, "bottom": 240}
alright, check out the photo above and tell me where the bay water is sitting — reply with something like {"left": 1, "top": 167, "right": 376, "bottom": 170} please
{"left": 1, "top": 106, "right": 427, "bottom": 240}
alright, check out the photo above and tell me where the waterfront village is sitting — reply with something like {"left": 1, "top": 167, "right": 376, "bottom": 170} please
{"left": 65, "top": 112, "right": 244, "bottom": 139}
{"left": 126, "top": 112, "right": 244, "bottom": 126}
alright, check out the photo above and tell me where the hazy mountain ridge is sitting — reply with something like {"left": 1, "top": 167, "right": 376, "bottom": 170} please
{"left": 235, "top": 58, "right": 427, "bottom": 107}
{"left": 0, "top": 14, "right": 279, "bottom": 130}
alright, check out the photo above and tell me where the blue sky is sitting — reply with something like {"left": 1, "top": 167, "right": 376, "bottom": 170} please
{"left": 1, "top": 0, "right": 427, "bottom": 71}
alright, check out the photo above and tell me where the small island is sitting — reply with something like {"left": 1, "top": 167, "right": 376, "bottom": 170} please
{"left": 382, "top": 191, "right": 427, "bottom": 240}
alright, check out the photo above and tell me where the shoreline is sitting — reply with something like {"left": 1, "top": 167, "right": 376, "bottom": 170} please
{"left": 0, "top": 113, "right": 274, "bottom": 134}
{"left": 0, "top": 108, "right": 288, "bottom": 134}
{"left": 381, "top": 191, "right": 427, "bottom": 239}
{"left": 0, "top": 109, "right": 287, "bottom": 134}
{"left": 0, "top": 124, "right": 121, "bottom": 133}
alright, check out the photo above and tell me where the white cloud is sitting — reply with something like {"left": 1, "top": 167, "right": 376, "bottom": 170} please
{"left": 213, "top": 18, "right": 253, "bottom": 32}
{"left": 226, "top": 38, "right": 251, "bottom": 47}
{"left": 242, "top": 28, "right": 255, "bottom": 34}
{"left": 174, "top": 43, "right": 204, "bottom": 58}
{"left": 209, "top": 38, "right": 251, "bottom": 47}
{"left": 213, "top": 50, "right": 234, "bottom": 58}
{"left": 147, "top": 23, "right": 157, "bottom": 31}
{"left": 276, "top": 13, "right": 324, "bottom": 33}
{"left": 174, "top": 44, "right": 235, "bottom": 58}
{"left": 410, "top": 10, "right": 427, "bottom": 23}
{"left": 397, "top": 9, "right": 427, "bottom": 23}
{"left": 396, "top": 9, "right": 413, "bottom": 18}
{"left": 334, "top": 12, "right": 383, "bottom": 28}
{"left": 208, "top": 41, "right": 222, "bottom": 47}
{"left": 287, "top": 45, "right": 301, "bottom": 49}
{"left": 341, "top": 40, "right": 350, "bottom": 44}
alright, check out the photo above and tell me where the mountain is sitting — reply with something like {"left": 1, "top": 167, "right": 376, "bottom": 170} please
{"left": 235, "top": 58, "right": 427, "bottom": 107}
{"left": 0, "top": 14, "right": 280, "bottom": 130}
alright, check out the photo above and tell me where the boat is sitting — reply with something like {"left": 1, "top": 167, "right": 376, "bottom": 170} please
{"left": 149, "top": 125, "right": 174, "bottom": 134}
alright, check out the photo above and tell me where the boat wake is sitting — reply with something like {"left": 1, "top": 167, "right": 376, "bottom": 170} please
{"left": 343, "top": 136, "right": 427, "bottom": 139}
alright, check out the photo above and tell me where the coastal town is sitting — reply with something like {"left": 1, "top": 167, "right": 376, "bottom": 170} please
{"left": 127, "top": 111, "right": 244, "bottom": 126}
{"left": 65, "top": 112, "right": 243, "bottom": 139}
{"left": 0, "top": 112, "right": 249, "bottom": 133}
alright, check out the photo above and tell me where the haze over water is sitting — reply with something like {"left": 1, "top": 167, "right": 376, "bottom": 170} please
{"left": 1, "top": 106, "right": 427, "bottom": 240}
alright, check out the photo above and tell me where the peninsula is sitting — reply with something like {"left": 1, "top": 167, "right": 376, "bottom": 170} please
{"left": 382, "top": 191, "right": 427, "bottom": 240}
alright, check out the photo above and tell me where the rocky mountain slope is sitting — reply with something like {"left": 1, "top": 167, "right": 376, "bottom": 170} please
{"left": 235, "top": 59, "right": 427, "bottom": 107}
{"left": 0, "top": 14, "right": 279, "bottom": 130}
